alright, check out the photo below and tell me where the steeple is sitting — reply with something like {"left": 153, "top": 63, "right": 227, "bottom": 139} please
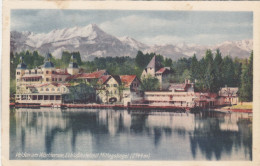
{"left": 68, "top": 54, "right": 78, "bottom": 69}
{"left": 67, "top": 55, "right": 79, "bottom": 75}
{"left": 146, "top": 56, "right": 161, "bottom": 71}
{"left": 43, "top": 53, "right": 54, "bottom": 68}
{"left": 17, "top": 56, "right": 27, "bottom": 69}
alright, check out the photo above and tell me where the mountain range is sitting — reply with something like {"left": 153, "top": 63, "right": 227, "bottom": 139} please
{"left": 11, "top": 24, "right": 253, "bottom": 61}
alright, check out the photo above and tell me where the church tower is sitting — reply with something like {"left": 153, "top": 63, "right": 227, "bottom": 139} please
{"left": 16, "top": 56, "right": 27, "bottom": 82}
{"left": 42, "top": 53, "right": 55, "bottom": 82}
{"left": 67, "top": 55, "right": 79, "bottom": 75}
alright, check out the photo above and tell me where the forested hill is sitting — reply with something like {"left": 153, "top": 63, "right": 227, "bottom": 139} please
{"left": 10, "top": 49, "right": 253, "bottom": 101}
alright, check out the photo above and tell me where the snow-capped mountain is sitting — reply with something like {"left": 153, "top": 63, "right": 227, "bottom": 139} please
{"left": 119, "top": 36, "right": 149, "bottom": 50}
{"left": 11, "top": 24, "right": 253, "bottom": 61}
{"left": 145, "top": 39, "right": 252, "bottom": 60}
{"left": 11, "top": 24, "right": 143, "bottom": 60}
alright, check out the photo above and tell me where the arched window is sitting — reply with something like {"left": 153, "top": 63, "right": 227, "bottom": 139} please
{"left": 46, "top": 71, "right": 49, "bottom": 74}
{"left": 57, "top": 88, "right": 60, "bottom": 91}
{"left": 40, "top": 88, "right": 43, "bottom": 91}
{"left": 51, "top": 88, "right": 55, "bottom": 91}
{"left": 46, "top": 88, "right": 49, "bottom": 91}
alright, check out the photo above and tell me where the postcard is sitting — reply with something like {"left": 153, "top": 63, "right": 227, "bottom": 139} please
{"left": 2, "top": 1, "right": 260, "bottom": 166}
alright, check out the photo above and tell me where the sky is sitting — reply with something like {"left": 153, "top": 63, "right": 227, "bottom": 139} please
{"left": 11, "top": 10, "right": 253, "bottom": 45}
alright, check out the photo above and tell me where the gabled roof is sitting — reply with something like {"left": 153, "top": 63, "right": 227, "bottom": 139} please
{"left": 99, "top": 75, "right": 121, "bottom": 85}
{"left": 219, "top": 87, "right": 239, "bottom": 97}
{"left": 169, "top": 82, "right": 193, "bottom": 92}
{"left": 146, "top": 56, "right": 161, "bottom": 71}
{"left": 66, "top": 73, "right": 82, "bottom": 81}
{"left": 79, "top": 70, "right": 108, "bottom": 79}
{"left": 66, "top": 70, "right": 108, "bottom": 81}
{"left": 111, "top": 75, "right": 121, "bottom": 85}
{"left": 120, "top": 75, "right": 137, "bottom": 87}
{"left": 98, "top": 75, "right": 111, "bottom": 84}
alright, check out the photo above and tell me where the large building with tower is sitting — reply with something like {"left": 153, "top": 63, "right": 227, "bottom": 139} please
{"left": 15, "top": 54, "right": 77, "bottom": 106}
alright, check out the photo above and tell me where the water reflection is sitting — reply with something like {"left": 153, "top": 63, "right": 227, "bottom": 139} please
{"left": 10, "top": 108, "right": 252, "bottom": 160}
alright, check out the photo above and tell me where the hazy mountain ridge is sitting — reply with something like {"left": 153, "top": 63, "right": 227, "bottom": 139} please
{"left": 11, "top": 24, "right": 253, "bottom": 61}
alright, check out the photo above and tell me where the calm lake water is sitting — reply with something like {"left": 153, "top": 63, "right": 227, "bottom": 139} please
{"left": 10, "top": 108, "right": 252, "bottom": 160}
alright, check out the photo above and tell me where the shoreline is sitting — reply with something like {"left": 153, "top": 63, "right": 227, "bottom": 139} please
{"left": 10, "top": 102, "right": 252, "bottom": 113}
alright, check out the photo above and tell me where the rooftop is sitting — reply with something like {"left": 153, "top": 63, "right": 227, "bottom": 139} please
{"left": 120, "top": 75, "right": 137, "bottom": 87}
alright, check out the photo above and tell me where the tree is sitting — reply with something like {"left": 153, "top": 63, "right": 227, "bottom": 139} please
{"left": 233, "top": 58, "right": 242, "bottom": 87}
{"left": 222, "top": 56, "right": 235, "bottom": 87}
{"left": 65, "top": 79, "right": 96, "bottom": 103}
{"left": 213, "top": 49, "right": 223, "bottom": 91}
{"left": 190, "top": 54, "right": 199, "bottom": 82}
{"left": 61, "top": 51, "right": 72, "bottom": 68}
{"left": 239, "top": 52, "right": 253, "bottom": 102}
{"left": 141, "top": 75, "right": 160, "bottom": 91}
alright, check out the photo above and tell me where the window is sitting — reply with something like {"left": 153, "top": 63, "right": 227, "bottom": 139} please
{"left": 52, "top": 71, "right": 55, "bottom": 74}
{"left": 40, "top": 88, "right": 43, "bottom": 91}
{"left": 46, "top": 88, "right": 49, "bottom": 91}
{"left": 29, "top": 70, "right": 31, "bottom": 74}
{"left": 50, "top": 96, "right": 54, "bottom": 100}
{"left": 51, "top": 88, "right": 55, "bottom": 91}
{"left": 52, "top": 78, "right": 54, "bottom": 81}
{"left": 46, "top": 71, "right": 49, "bottom": 74}
{"left": 114, "top": 90, "right": 117, "bottom": 94}
{"left": 114, "top": 84, "right": 117, "bottom": 87}
{"left": 46, "top": 78, "right": 49, "bottom": 81}
{"left": 106, "top": 84, "right": 109, "bottom": 87}
{"left": 17, "top": 79, "right": 19, "bottom": 82}
{"left": 55, "top": 78, "right": 57, "bottom": 81}
{"left": 59, "top": 78, "right": 62, "bottom": 81}
{"left": 63, "top": 88, "right": 66, "bottom": 91}
{"left": 17, "top": 72, "right": 20, "bottom": 75}
{"left": 57, "top": 88, "right": 60, "bottom": 91}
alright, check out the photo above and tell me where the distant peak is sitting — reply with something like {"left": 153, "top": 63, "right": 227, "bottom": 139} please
{"left": 86, "top": 23, "right": 99, "bottom": 29}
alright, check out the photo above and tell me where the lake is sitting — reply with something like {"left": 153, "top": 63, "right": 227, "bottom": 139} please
{"left": 10, "top": 108, "right": 252, "bottom": 160}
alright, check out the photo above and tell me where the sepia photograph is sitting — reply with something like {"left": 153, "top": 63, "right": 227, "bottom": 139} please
{"left": 2, "top": 1, "right": 260, "bottom": 166}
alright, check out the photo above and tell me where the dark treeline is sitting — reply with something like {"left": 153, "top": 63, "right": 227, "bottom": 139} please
{"left": 10, "top": 49, "right": 253, "bottom": 101}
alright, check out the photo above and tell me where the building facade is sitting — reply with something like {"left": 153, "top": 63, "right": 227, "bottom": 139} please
{"left": 141, "top": 56, "right": 171, "bottom": 90}
{"left": 15, "top": 54, "right": 75, "bottom": 105}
